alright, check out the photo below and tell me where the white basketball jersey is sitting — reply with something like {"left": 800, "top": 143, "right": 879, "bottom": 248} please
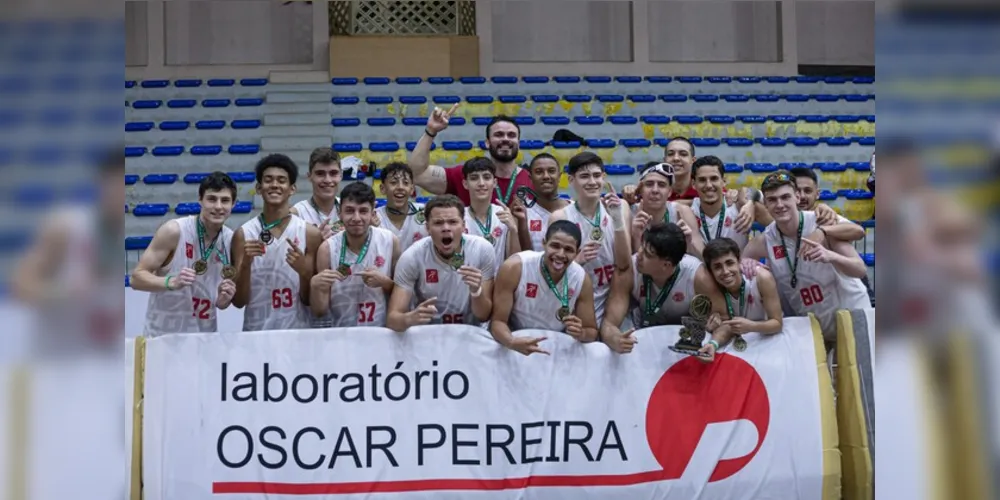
{"left": 563, "top": 203, "right": 617, "bottom": 324}
{"left": 691, "top": 198, "right": 748, "bottom": 250}
{"left": 377, "top": 203, "right": 427, "bottom": 252}
{"left": 764, "top": 211, "right": 870, "bottom": 339}
{"left": 464, "top": 204, "right": 509, "bottom": 274}
{"left": 324, "top": 227, "right": 395, "bottom": 327}
{"left": 722, "top": 276, "right": 767, "bottom": 322}
{"left": 144, "top": 216, "right": 234, "bottom": 336}
{"left": 509, "top": 251, "right": 586, "bottom": 332}
{"left": 630, "top": 254, "right": 702, "bottom": 326}
{"left": 239, "top": 215, "right": 310, "bottom": 331}
{"left": 525, "top": 203, "right": 554, "bottom": 252}
{"left": 393, "top": 235, "right": 497, "bottom": 326}
{"left": 293, "top": 197, "right": 340, "bottom": 230}
{"left": 631, "top": 202, "right": 680, "bottom": 226}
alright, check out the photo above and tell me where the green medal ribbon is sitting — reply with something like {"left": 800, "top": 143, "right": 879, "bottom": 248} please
{"left": 387, "top": 202, "right": 419, "bottom": 217}
{"left": 723, "top": 279, "right": 747, "bottom": 319}
{"left": 575, "top": 202, "right": 602, "bottom": 230}
{"left": 495, "top": 178, "right": 517, "bottom": 205}
{"left": 643, "top": 267, "right": 681, "bottom": 320}
{"left": 196, "top": 216, "right": 222, "bottom": 262}
{"left": 699, "top": 202, "right": 726, "bottom": 242}
{"left": 469, "top": 205, "right": 493, "bottom": 240}
{"left": 779, "top": 212, "right": 804, "bottom": 288}
{"left": 310, "top": 196, "right": 339, "bottom": 220}
{"left": 541, "top": 259, "right": 569, "bottom": 310}
{"left": 259, "top": 214, "right": 285, "bottom": 233}
{"left": 662, "top": 206, "right": 671, "bottom": 224}
{"left": 339, "top": 229, "right": 373, "bottom": 271}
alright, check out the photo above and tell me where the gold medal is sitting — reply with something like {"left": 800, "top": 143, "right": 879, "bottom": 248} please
{"left": 330, "top": 220, "right": 345, "bottom": 233}
{"left": 194, "top": 259, "right": 208, "bottom": 275}
{"left": 337, "top": 264, "right": 352, "bottom": 276}
{"left": 557, "top": 306, "right": 570, "bottom": 321}
{"left": 450, "top": 254, "right": 464, "bottom": 270}
{"left": 590, "top": 227, "right": 604, "bottom": 242}
{"left": 221, "top": 265, "right": 236, "bottom": 280}
{"left": 415, "top": 209, "right": 426, "bottom": 225}
{"left": 733, "top": 335, "right": 748, "bottom": 352}
{"left": 260, "top": 229, "right": 272, "bottom": 244}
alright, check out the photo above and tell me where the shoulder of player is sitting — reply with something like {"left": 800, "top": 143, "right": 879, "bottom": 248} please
{"left": 753, "top": 267, "right": 776, "bottom": 287}
{"left": 497, "top": 253, "right": 524, "bottom": 278}
{"left": 680, "top": 254, "right": 703, "bottom": 272}
{"left": 549, "top": 206, "right": 568, "bottom": 221}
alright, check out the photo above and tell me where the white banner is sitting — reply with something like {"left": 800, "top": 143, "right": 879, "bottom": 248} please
{"left": 143, "top": 318, "right": 834, "bottom": 500}
{"left": 126, "top": 338, "right": 136, "bottom": 498}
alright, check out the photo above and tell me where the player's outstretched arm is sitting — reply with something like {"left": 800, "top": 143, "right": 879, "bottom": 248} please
{"left": 309, "top": 240, "right": 333, "bottom": 318}
{"left": 468, "top": 246, "right": 496, "bottom": 322}
{"left": 676, "top": 204, "right": 706, "bottom": 259}
{"left": 386, "top": 251, "right": 424, "bottom": 332}
{"left": 572, "top": 274, "right": 600, "bottom": 343}
{"left": 600, "top": 265, "right": 634, "bottom": 343}
{"left": 408, "top": 103, "right": 458, "bottom": 195}
{"left": 752, "top": 269, "right": 784, "bottom": 335}
{"left": 129, "top": 220, "right": 182, "bottom": 293}
{"left": 813, "top": 217, "right": 865, "bottom": 242}
{"left": 488, "top": 257, "right": 521, "bottom": 347}
{"left": 296, "top": 225, "right": 322, "bottom": 306}
{"left": 230, "top": 229, "right": 253, "bottom": 308}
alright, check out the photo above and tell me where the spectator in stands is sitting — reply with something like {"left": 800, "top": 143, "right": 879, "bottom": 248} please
{"left": 629, "top": 161, "right": 705, "bottom": 259}
{"left": 310, "top": 182, "right": 400, "bottom": 327}
{"left": 601, "top": 223, "right": 714, "bottom": 354}
{"left": 408, "top": 104, "right": 533, "bottom": 206}
{"left": 386, "top": 195, "right": 496, "bottom": 331}
{"left": 130, "top": 172, "right": 237, "bottom": 337}
{"left": 376, "top": 162, "right": 427, "bottom": 253}
{"left": 231, "top": 154, "right": 322, "bottom": 332}
{"left": 461, "top": 157, "right": 520, "bottom": 276}
{"left": 291, "top": 147, "right": 349, "bottom": 239}
{"left": 696, "top": 238, "right": 784, "bottom": 362}
{"left": 490, "top": 221, "right": 599, "bottom": 355}
{"left": 549, "top": 152, "right": 632, "bottom": 327}
{"left": 622, "top": 137, "right": 700, "bottom": 203}
{"left": 511, "top": 153, "right": 570, "bottom": 252}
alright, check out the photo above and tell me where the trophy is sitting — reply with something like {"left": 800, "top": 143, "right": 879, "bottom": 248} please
{"left": 668, "top": 295, "right": 713, "bottom": 359}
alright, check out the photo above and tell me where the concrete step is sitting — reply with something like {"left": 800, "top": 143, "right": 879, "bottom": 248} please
{"left": 263, "top": 113, "right": 331, "bottom": 126}
{"left": 268, "top": 70, "right": 330, "bottom": 84}
{"left": 265, "top": 102, "right": 333, "bottom": 115}
{"left": 267, "top": 92, "right": 333, "bottom": 104}
{"left": 261, "top": 124, "right": 332, "bottom": 137}
{"left": 261, "top": 136, "right": 332, "bottom": 151}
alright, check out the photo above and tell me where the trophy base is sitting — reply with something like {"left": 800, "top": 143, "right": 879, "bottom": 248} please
{"left": 669, "top": 344, "right": 713, "bottom": 359}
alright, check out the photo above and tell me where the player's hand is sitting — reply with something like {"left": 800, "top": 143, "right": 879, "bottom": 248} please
{"left": 815, "top": 204, "right": 838, "bottom": 226}
{"left": 457, "top": 266, "right": 483, "bottom": 293}
{"left": 606, "top": 328, "right": 637, "bottom": 354}
{"left": 286, "top": 244, "right": 310, "bottom": 276}
{"left": 319, "top": 220, "right": 335, "bottom": 241}
{"left": 311, "top": 269, "right": 346, "bottom": 289}
{"left": 358, "top": 268, "right": 392, "bottom": 289}
{"left": 741, "top": 258, "right": 766, "bottom": 278}
{"left": 698, "top": 342, "right": 717, "bottom": 363}
{"left": 632, "top": 210, "right": 651, "bottom": 236}
{"left": 799, "top": 237, "right": 833, "bottom": 263}
{"left": 508, "top": 197, "right": 528, "bottom": 222}
{"left": 676, "top": 219, "right": 694, "bottom": 243}
{"left": 621, "top": 184, "right": 639, "bottom": 205}
{"left": 576, "top": 241, "right": 601, "bottom": 264}
{"left": 427, "top": 103, "right": 460, "bottom": 135}
{"left": 601, "top": 185, "right": 624, "bottom": 210}
{"left": 216, "top": 279, "right": 236, "bottom": 308}
{"left": 407, "top": 298, "right": 438, "bottom": 327}
{"left": 244, "top": 240, "right": 266, "bottom": 259}
{"left": 496, "top": 207, "right": 518, "bottom": 233}
{"left": 169, "top": 268, "right": 197, "bottom": 290}
{"left": 706, "top": 312, "right": 723, "bottom": 332}
{"left": 722, "top": 317, "right": 755, "bottom": 335}
{"left": 562, "top": 314, "right": 585, "bottom": 340}
{"left": 507, "top": 336, "right": 549, "bottom": 356}
{"left": 734, "top": 199, "right": 755, "bottom": 234}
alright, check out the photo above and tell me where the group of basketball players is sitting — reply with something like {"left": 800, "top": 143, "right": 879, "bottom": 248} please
{"left": 130, "top": 109, "right": 873, "bottom": 361}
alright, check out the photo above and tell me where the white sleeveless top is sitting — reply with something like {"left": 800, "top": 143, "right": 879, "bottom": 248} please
{"left": 376, "top": 203, "right": 427, "bottom": 253}
{"left": 763, "top": 211, "right": 870, "bottom": 339}
{"left": 144, "top": 216, "right": 234, "bottom": 336}
{"left": 239, "top": 215, "right": 310, "bottom": 331}
{"left": 464, "top": 204, "right": 510, "bottom": 275}
{"left": 393, "top": 235, "right": 497, "bottom": 326}
{"left": 629, "top": 254, "right": 702, "bottom": 327}
{"left": 509, "top": 251, "right": 586, "bottom": 332}
{"left": 293, "top": 197, "right": 341, "bottom": 231}
{"left": 721, "top": 276, "right": 767, "bottom": 322}
{"left": 325, "top": 227, "right": 395, "bottom": 327}
{"left": 691, "top": 198, "right": 748, "bottom": 250}
{"left": 562, "top": 203, "right": 617, "bottom": 324}
{"left": 525, "top": 203, "right": 554, "bottom": 252}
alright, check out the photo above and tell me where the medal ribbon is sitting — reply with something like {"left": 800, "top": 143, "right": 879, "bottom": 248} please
{"left": 387, "top": 202, "right": 419, "bottom": 217}
{"left": 541, "top": 260, "right": 569, "bottom": 310}
{"left": 779, "top": 212, "right": 804, "bottom": 287}
{"left": 339, "top": 229, "right": 373, "bottom": 270}
{"left": 469, "top": 205, "right": 493, "bottom": 239}
{"left": 699, "top": 202, "right": 726, "bottom": 242}
{"left": 310, "top": 196, "right": 339, "bottom": 220}
{"left": 515, "top": 186, "right": 537, "bottom": 208}
{"left": 575, "top": 202, "right": 603, "bottom": 230}
{"left": 196, "top": 217, "right": 222, "bottom": 262}
{"left": 259, "top": 214, "right": 285, "bottom": 233}
{"left": 643, "top": 267, "right": 681, "bottom": 319}
{"left": 495, "top": 178, "right": 517, "bottom": 205}
{"left": 723, "top": 279, "right": 747, "bottom": 319}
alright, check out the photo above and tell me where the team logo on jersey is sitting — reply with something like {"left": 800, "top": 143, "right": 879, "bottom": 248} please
{"left": 673, "top": 292, "right": 685, "bottom": 303}
{"left": 748, "top": 294, "right": 755, "bottom": 305}
{"left": 413, "top": 233, "right": 424, "bottom": 243}
{"left": 186, "top": 243, "right": 194, "bottom": 259}
{"left": 492, "top": 227, "right": 503, "bottom": 238}
{"left": 530, "top": 220, "right": 542, "bottom": 232}
{"left": 526, "top": 283, "right": 538, "bottom": 298}
{"left": 725, "top": 217, "right": 732, "bottom": 228}
{"left": 375, "top": 256, "right": 386, "bottom": 267}
{"left": 425, "top": 270, "right": 439, "bottom": 283}
{"left": 773, "top": 245, "right": 786, "bottom": 259}
{"left": 568, "top": 288, "right": 575, "bottom": 299}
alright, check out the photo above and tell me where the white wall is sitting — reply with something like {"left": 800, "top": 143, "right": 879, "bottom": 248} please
{"left": 647, "top": 1, "right": 781, "bottom": 63}
{"left": 490, "top": 1, "right": 633, "bottom": 63}
{"left": 796, "top": 1, "right": 875, "bottom": 66}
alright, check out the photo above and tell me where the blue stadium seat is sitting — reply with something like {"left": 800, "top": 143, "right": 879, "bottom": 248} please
{"left": 738, "top": 115, "right": 766, "bottom": 123}
{"left": 332, "top": 118, "right": 361, "bottom": 127}
{"left": 513, "top": 116, "right": 535, "bottom": 126}
{"left": 230, "top": 120, "right": 260, "bottom": 129}
{"left": 367, "top": 118, "right": 396, "bottom": 127}
{"left": 175, "top": 203, "right": 201, "bottom": 215}
{"left": 401, "top": 117, "right": 425, "bottom": 126}
{"left": 131, "top": 100, "right": 162, "bottom": 109}
{"left": 196, "top": 120, "right": 225, "bottom": 130}
{"left": 183, "top": 173, "right": 209, "bottom": 184}
{"left": 125, "top": 146, "right": 147, "bottom": 157}
{"left": 499, "top": 95, "right": 527, "bottom": 103}
{"left": 240, "top": 78, "right": 268, "bottom": 86}
{"left": 541, "top": 116, "right": 570, "bottom": 126}
{"left": 678, "top": 77, "right": 702, "bottom": 83}
{"left": 708, "top": 76, "right": 732, "bottom": 83}
{"left": 759, "top": 138, "right": 787, "bottom": 147}
{"left": 555, "top": 76, "right": 581, "bottom": 83}
{"left": 167, "top": 99, "right": 196, "bottom": 108}
{"left": 800, "top": 115, "right": 830, "bottom": 123}
{"left": 369, "top": 142, "right": 400, "bottom": 152}
{"left": 492, "top": 76, "right": 518, "bottom": 84}
{"left": 449, "top": 117, "right": 466, "bottom": 126}
{"left": 725, "top": 164, "right": 744, "bottom": 174}
{"left": 207, "top": 79, "right": 235, "bottom": 87}
{"left": 190, "top": 145, "right": 222, "bottom": 156}
{"left": 606, "top": 164, "right": 636, "bottom": 176}
{"left": 574, "top": 116, "right": 604, "bottom": 125}
{"left": 125, "top": 174, "right": 139, "bottom": 185}
{"left": 228, "top": 145, "right": 259, "bottom": 155}
{"left": 333, "top": 143, "right": 363, "bottom": 153}
{"left": 332, "top": 78, "right": 358, "bottom": 86}
{"left": 629, "top": 95, "right": 656, "bottom": 103}
{"left": 597, "top": 95, "right": 624, "bottom": 103}
{"left": 405, "top": 142, "right": 437, "bottom": 152}
{"left": 141, "top": 80, "right": 169, "bottom": 88}
{"left": 645, "top": 76, "right": 672, "bottom": 83}
{"left": 152, "top": 146, "right": 184, "bottom": 156}
{"left": 366, "top": 96, "right": 393, "bottom": 105}
{"left": 235, "top": 98, "right": 264, "bottom": 107}
{"left": 519, "top": 140, "right": 545, "bottom": 150}
{"left": 708, "top": 115, "right": 736, "bottom": 124}
{"left": 159, "top": 121, "right": 190, "bottom": 131}
{"left": 428, "top": 77, "right": 454, "bottom": 84}
{"left": 587, "top": 139, "right": 616, "bottom": 149}
{"left": 609, "top": 116, "right": 638, "bottom": 125}
{"left": 641, "top": 115, "right": 670, "bottom": 124}
{"left": 753, "top": 95, "right": 780, "bottom": 102}
{"left": 467, "top": 95, "right": 493, "bottom": 104}
{"left": 174, "top": 79, "right": 202, "bottom": 88}
{"left": 125, "top": 122, "right": 154, "bottom": 132}
{"left": 133, "top": 203, "right": 170, "bottom": 216}
{"left": 433, "top": 96, "right": 460, "bottom": 104}
{"left": 125, "top": 236, "right": 152, "bottom": 250}
{"left": 460, "top": 77, "right": 485, "bottom": 84}
{"left": 674, "top": 116, "right": 703, "bottom": 124}
{"left": 143, "top": 174, "right": 177, "bottom": 185}
{"left": 229, "top": 172, "right": 255, "bottom": 182}
{"left": 531, "top": 95, "right": 559, "bottom": 103}
{"left": 523, "top": 76, "right": 550, "bottom": 84}
{"left": 660, "top": 95, "right": 687, "bottom": 103}
{"left": 396, "top": 77, "right": 422, "bottom": 85}
{"left": 442, "top": 141, "right": 473, "bottom": 151}
{"left": 201, "top": 99, "right": 230, "bottom": 108}
{"left": 692, "top": 95, "right": 719, "bottom": 102}
{"left": 363, "top": 77, "right": 390, "bottom": 86}
{"left": 813, "top": 94, "right": 840, "bottom": 102}
{"left": 620, "top": 139, "right": 651, "bottom": 148}
{"left": 691, "top": 138, "right": 721, "bottom": 148}
{"left": 333, "top": 97, "right": 359, "bottom": 105}
{"left": 723, "top": 95, "right": 750, "bottom": 102}
{"left": 15, "top": 185, "right": 56, "bottom": 207}
{"left": 784, "top": 94, "right": 810, "bottom": 102}
{"left": 232, "top": 201, "right": 253, "bottom": 213}
{"left": 552, "top": 141, "right": 581, "bottom": 149}
{"left": 738, "top": 77, "right": 763, "bottom": 84}
{"left": 791, "top": 137, "right": 821, "bottom": 147}
{"left": 770, "top": 115, "right": 797, "bottom": 123}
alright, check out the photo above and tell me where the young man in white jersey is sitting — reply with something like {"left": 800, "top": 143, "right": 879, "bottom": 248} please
{"left": 512, "top": 153, "right": 570, "bottom": 252}
{"left": 462, "top": 156, "right": 519, "bottom": 274}
{"left": 376, "top": 162, "right": 427, "bottom": 252}
{"left": 690, "top": 155, "right": 752, "bottom": 251}
{"left": 549, "top": 152, "right": 631, "bottom": 327}
{"left": 740, "top": 171, "right": 870, "bottom": 342}
{"left": 629, "top": 161, "right": 704, "bottom": 258}
{"left": 131, "top": 172, "right": 238, "bottom": 336}
{"left": 387, "top": 195, "right": 496, "bottom": 331}
{"left": 601, "top": 223, "right": 713, "bottom": 353}
{"left": 231, "top": 154, "right": 322, "bottom": 331}
{"left": 291, "top": 147, "right": 379, "bottom": 239}
{"left": 311, "top": 182, "right": 400, "bottom": 327}
{"left": 696, "top": 238, "right": 784, "bottom": 362}
{"left": 490, "top": 220, "right": 599, "bottom": 356}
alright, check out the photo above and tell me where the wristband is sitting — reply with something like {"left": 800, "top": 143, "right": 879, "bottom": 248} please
{"left": 609, "top": 206, "right": 626, "bottom": 232}
{"left": 708, "top": 339, "right": 720, "bottom": 350}
{"left": 424, "top": 128, "right": 437, "bottom": 138}
{"left": 164, "top": 275, "right": 174, "bottom": 291}
{"left": 470, "top": 285, "right": 483, "bottom": 298}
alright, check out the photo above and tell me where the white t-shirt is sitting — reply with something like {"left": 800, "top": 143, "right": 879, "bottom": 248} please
{"left": 508, "top": 251, "right": 587, "bottom": 332}
{"left": 561, "top": 203, "right": 618, "bottom": 325}
{"left": 144, "top": 216, "right": 234, "bottom": 336}
{"left": 393, "top": 235, "right": 496, "bottom": 326}
{"left": 629, "top": 254, "right": 702, "bottom": 327}
{"left": 464, "top": 204, "right": 510, "bottom": 276}
{"left": 691, "top": 198, "right": 748, "bottom": 251}
{"left": 239, "top": 215, "right": 310, "bottom": 331}
{"left": 325, "top": 227, "right": 396, "bottom": 327}
{"left": 376, "top": 203, "right": 427, "bottom": 253}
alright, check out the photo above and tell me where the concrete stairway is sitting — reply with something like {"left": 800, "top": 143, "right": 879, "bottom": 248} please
{"left": 261, "top": 70, "right": 333, "bottom": 172}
